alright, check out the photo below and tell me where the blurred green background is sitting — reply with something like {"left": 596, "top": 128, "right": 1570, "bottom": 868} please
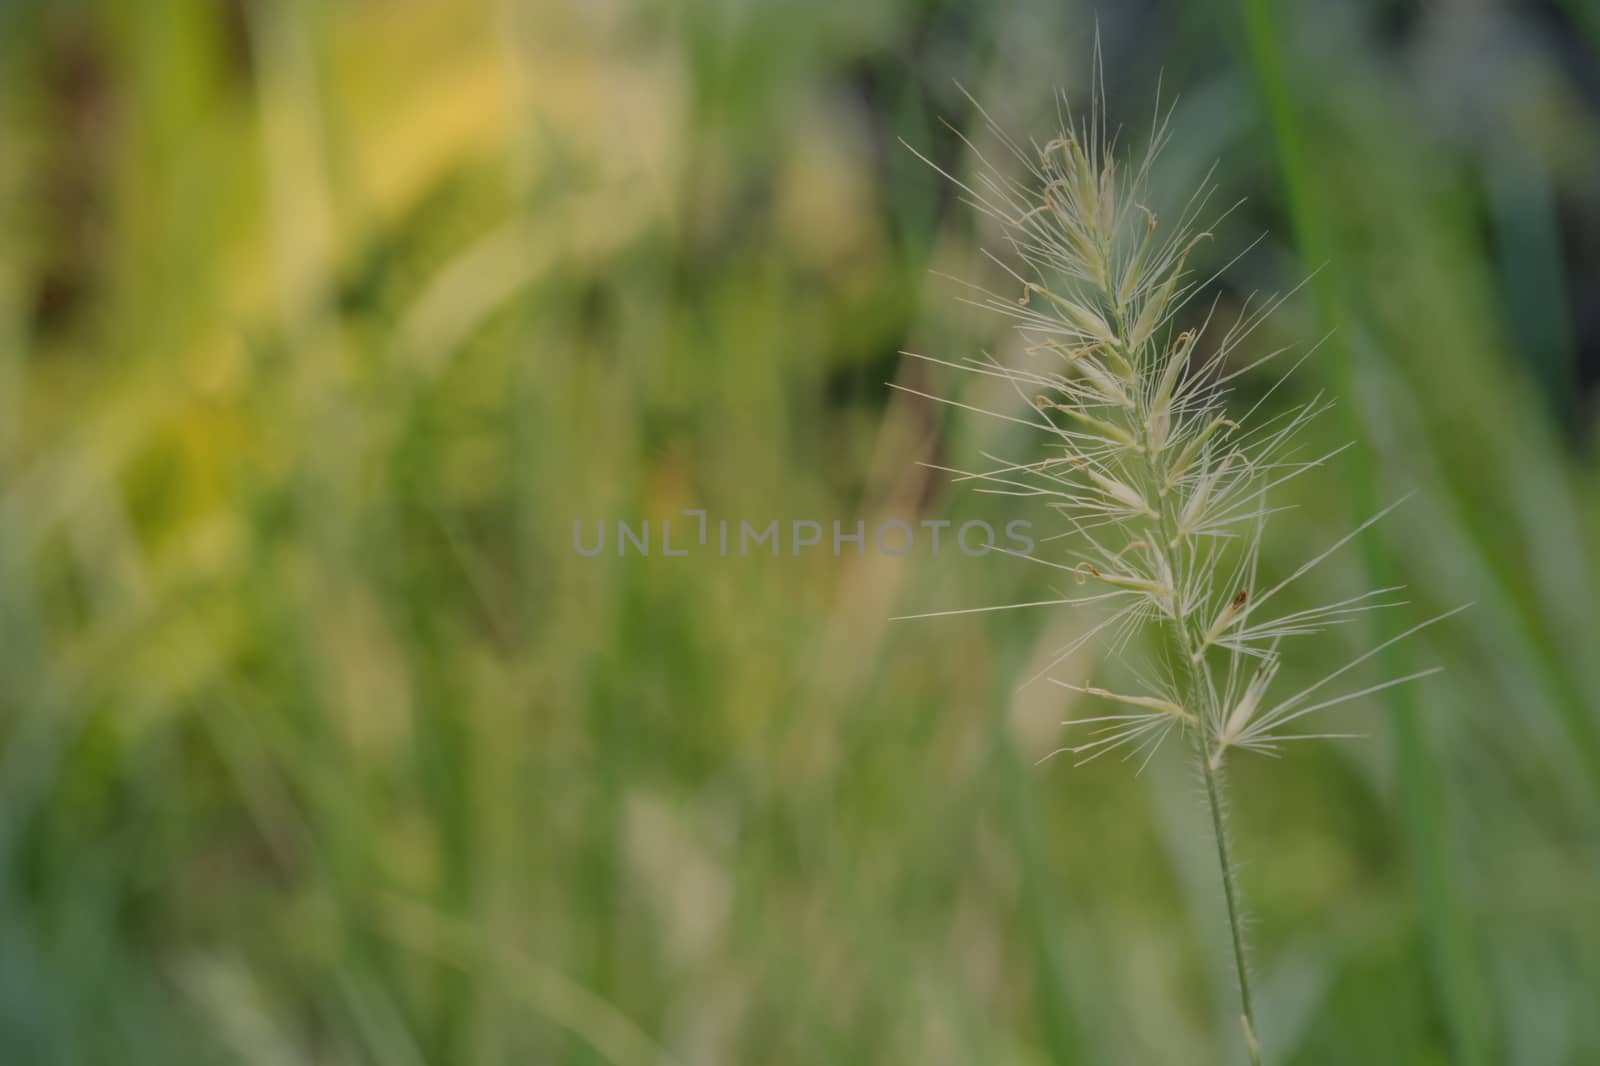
{"left": 2, "top": 0, "right": 1599, "bottom": 1063}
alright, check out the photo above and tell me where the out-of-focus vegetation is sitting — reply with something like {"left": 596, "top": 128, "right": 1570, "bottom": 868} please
{"left": 1, "top": 1, "right": 1598, "bottom": 1063}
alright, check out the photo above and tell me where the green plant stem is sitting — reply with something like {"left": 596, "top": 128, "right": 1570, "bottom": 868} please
{"left": 1109, "top": 284, "right": 1266, "bottom": 1066}
{"left": 1200, "top": 745, "right": 1261, "bottom": 1066}
{"left": 1171, "top": 609, "right": 1262, "bottom": 1066}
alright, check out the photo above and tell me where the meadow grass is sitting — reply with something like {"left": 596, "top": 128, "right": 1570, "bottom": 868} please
{"left": 1, "top": 2, "right": 1598, "bottom": 1064}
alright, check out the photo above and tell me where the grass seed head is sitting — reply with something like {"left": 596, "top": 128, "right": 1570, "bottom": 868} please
{"left": 908, "top": 84, "right": 1452, "bottom": 771}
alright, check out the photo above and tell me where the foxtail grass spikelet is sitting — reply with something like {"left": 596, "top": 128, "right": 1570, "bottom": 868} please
{"left": 898, "top": 74, "right": 1462, "bottom": 1066}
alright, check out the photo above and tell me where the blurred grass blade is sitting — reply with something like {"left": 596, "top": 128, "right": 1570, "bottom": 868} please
{"left": 1237, "top": 2, "right": 1497, "bottom": 1062}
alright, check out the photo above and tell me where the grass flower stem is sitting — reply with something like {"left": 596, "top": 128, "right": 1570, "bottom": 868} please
{"left": 1114, "top": 255, "right": 1266, "bottom": 1066}
{"left": 1199, "top": 740, "right": 1261, "bottom": 1066}
{"left": 1160, "top": 496, "right": 1262, "bottom": 1065}
{"left": 915, "top": 76, "right": 1461, "bottom": 1063}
